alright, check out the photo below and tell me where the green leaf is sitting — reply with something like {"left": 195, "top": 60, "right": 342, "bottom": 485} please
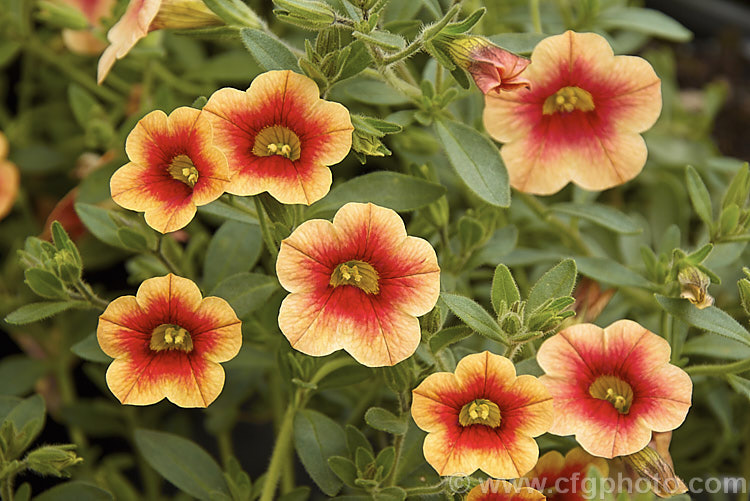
{"left": 526, "top": 259, "right": 577, "bottom": 312}
{"left": 488, "top": 33, "right": 546, "bottom": 54}
{"left": 71, "top": 333, "right": 113, "bottom": 363}
{"left": 204, "top": 221, "right": 262, "bottom": 290}
{"left": 374, "top": 446, "right": 396, "bottom": 479}
{"left": 429, "top": 326, "right": 471, "bottom": 354}
{"left": 210, "top": 272, "right": 278, "bottom": 318}
{"left": 576, "top": 257, "right": 655, "bottom": 290}
{"left": 491, "top": 264, "right": 520, "bottom": 314}
{"left": 134, "top": 429, "right": 230, "bottom": 501}
{"left": 198, "top": 199, "right": 259, "bottom": 225}
{"left": 727, "top": 375, "right": 750, "bottom": 402}
{"left": 0, "top": 356, "right": 47, "bottom": 396}
{"left": 294, "top": 410, "right": 347, "bottom": 497}
{"left": 375, "top": 486, "right": 407, "bottom": 501}
{"left": 74, "top": 203, "right": 123, "bottom": 249}
{"left": 364, "top": 407, "right": 407, "bottom": 435}
{"left": 598, "top": 7, "right": 692, "bottom": 42}
{"left": 435, "top": 119, "right": 510, "bottom": 207}
{"left": 345, "top": 424, "right": 373, "bottom": 456}
{"left": 685, "top": 165, "right": 713, "bottom": 226}
{"left": 656, "top": 295, "right": 750, "bottom": 348}
{"left": 440, "top": 293, "right": 506, "bottom": 344}
{"left": 342, "top": 78, "right": 411, "bottom": 106}
{"left": 308, "top": 171, "right": 446, "bottom": 216}
{"left": 35, "top": 482, "right": 113, "bottom": 501}
{"left": 327, "top": 456, "right": 357, "bottom": 486}
{"left": 4, "top": 300, "right": 88, "bottom": 325}
{"left": 683, "top": 333, "right": 750, "bottom": 361}
{"left": 240, "top": 28, "right": 301, "bottom": 72}
{"left": 116, "top": 227, "right": 150, "bottom": 252}
{"left": 550, "top": 203, "right": 641, "bottom": 234}
{"left": 24, "top": 268, "right": 67, "bottom": 299}
{"left": 202, "top": 0, "right": 263, "bottom": 27}
{"left": 5, "top": 394, "right": 46, "bottom": 452}
{"left": 68, "top": 84, "right": 101, "bottom": 128}
{"left": 353, "top": 30, "right": 405, "bottom": 50}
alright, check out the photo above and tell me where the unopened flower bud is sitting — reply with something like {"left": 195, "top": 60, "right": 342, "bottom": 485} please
{"left": 623, "top": 445, "right": 687, "bottom": 498}
{"left": 435, "top": 35, "right": 530, "bottom": 94}
{"left": 678, "top": 266, "right": 714, "bottom": 309}
{"left": 272, "top": 0, "right": 336, "bottom": 30}
{"left": 26, "top": 445, "right": 83, "bottom": 478}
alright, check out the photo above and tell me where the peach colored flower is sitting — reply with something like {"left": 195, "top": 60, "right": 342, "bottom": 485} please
{"left": 0, "top": 132, "right": 20, "bottom": 221}
{"left": 110, "top": 106, "right": 230, "bottom": 233}
{"left": 276, "top": 202, "right": 439, "bottom": 367}
{"left": 537, "top": 320, "right": 692, "bottom": 458}
{"left": 520, "top": 447, "right": 608, "bottom": 501}
{"left": 467, "top": 480, "right": 545, "bottom": 501}
{"left": 97, "top": 0, "right": 222, "bottom": 83}
{"left": 442, "top": 35, "right": 530, "bottom": 94}
{"left": 59, "top": 0, "right": 115, "bottom": 54}
{"left": 484, "top": 31, "right": 661, "bottom": 194}
{"left": 203, "top": 70, "right": 353, "bottom": 205}
{"left": 411, "top": 351, "right": 553, "bottom": 478}
{"left": 97, "top": 274, "right": 242, "bottom": 407}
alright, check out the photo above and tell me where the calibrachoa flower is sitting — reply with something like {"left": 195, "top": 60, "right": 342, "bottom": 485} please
{"left": 60, "top": 0, "right": 115, "bottom": 55}
{"left": 276, "top": 202, "right": 439, "bottom": 366}
{"left": 411, "top": 351, "right": 553, "bottom": 478}
{"left": 203, "top": 70, "right": 354, "bottom": 205}
{"left": 110, "top": 106, "right": 230, "bottom": 233}
{"left": 483, "top": 31, "right": 662, "bottom": 195}
{"left": 520, "top": 447, "right": 608, "bottom": 501}
{"left": 440, "top": 35, "right": 531, "bottom": 94}
{"left": 0, "top": 132, "right": 20, "bottom": 221}
{"left": 537, "top": 320, "right": 692, "bottom": 458}
{"left": 97, "top": 0, "right": 222, "bottom": 83}
{"left": 97, "top": 274, "right": 242, "bottom": 407}
{"left": 467, "top": 480, "right": 545, "bottom": 501}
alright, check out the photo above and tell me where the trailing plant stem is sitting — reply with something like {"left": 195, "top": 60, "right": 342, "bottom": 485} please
{"left": 259, "top": 401, "right": 296, "bottom": 501}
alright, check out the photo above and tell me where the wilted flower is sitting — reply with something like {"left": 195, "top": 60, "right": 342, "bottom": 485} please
{"left": 110, "top": 106, "right": 230, "bottom": 233}
{"left": 484, "top": 31, "right": 662, "bottom": 194}
{"left": 572, "top": 277, "right": 616, "bottom": 323}
{"left": 97, "top": 274, "right": 242, "bottom": 407}
{"left": 441, "top": 35, "right": 530, "bottom": 94}
{"left": 97, "top": 0, "right": 223, "bottom": 83}
{"left": 678, "top": 266, "right": 714, "bottom": 309}
{"left": 411, "top": 351, "right": 553, "bottom": 478}
{"left": 276, "top": 202, "right": 440, "bottom": 366}
{"left": 520, "top": 447, "right": 608, "bottom": 501}
{"left": 622, "top": 441, "right": 687, "bottom": 497}
{"left": 467, "top": 479, "right": 545, "bottom": 501}
{"left": 203, "top": 70, "right": 353, "bottom": 205}
{"left": 537, "top": 320, "right": 692, "bottom": 458}
{"left": 41, "top": 188, "right": 86, "bottom": 242}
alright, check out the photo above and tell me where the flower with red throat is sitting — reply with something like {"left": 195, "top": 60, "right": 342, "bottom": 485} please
{"left": 440, "top": 35, "right": 531, "bottom": 94}
{"left": 520, "top": 447, "right": 608, "bottom": 501}
{"left": 276, "top": 202, "right": 439, "bottom": 367}
{"left": 110, "top": 106, "right": 230, "bottom": 233}
{"left": 97, "top": 274, "right": 242, "bottom": 407}
{"left": 203, "top": 70, "right": 354, "bottom": 205}
{"left": 467, "top": 480, "right": 545, "bottom": 501}
{"left": 0, "top": 131, "right": 20, "bottom": 221}
{"left": 537, "top": 320, "right": 692, "bottom": 458}
{"left": 97, "top": 0, "right": 223, "bottom": 83}
{"left": 483, "top": 30, "right": 662, "bottom": 195}
{"left": 411, "top": 351, "right": 553, "bottom": 478}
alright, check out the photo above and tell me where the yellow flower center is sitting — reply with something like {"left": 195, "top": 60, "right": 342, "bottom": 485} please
{"left": 253, "top": 125, "right": 301, "bottom": 161}
{"left": 168, "top": 154, "right": 199, "bottom": 187}
{"left": 329, "top": 260, "right": 380, "bottom": 294}
{"left": 543, "top": 86, "right": 595, "bottom": 115}
{"left": 150, "top": 324, "right": 194, "bottom": 352}
{"left": 589, "top": 375, "right": 633, "bottom": 414}
{"left": 458, "top": 399, "right": 502, "bottom": 427}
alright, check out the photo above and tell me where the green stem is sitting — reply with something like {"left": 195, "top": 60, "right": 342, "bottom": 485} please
{"left": 254, "top": 196, "right": 279, "bottom": 258}
{"left": 156, "top": 238, "right": 182, "bottom": 276}
{"left": 73, "top": 280, "right": 109, "bottom": 311}
{"left": 1, "top": 479, "right": 14, "bottom": 501}
{"left": 217, "top": 431, "right": 233, "bottom": 469}
{"left": 517, "top": 192, "right": 590, "bottom": 256}
{"left": 259, "top": 401, "right": 297, "bottom": 501}
{"left": 686, "top": 358, "right": 750, "bottom": 376}
{"left": 529, "top": 0, "right": 543, "bottom": 33}
{"left": 151, "top": 62, "right": 211, "bottom": 97}
{"left": 55, "top": 353, "right": 88, "bottom": 448}
{"left": 382, "top": 39, "right": 424, "bottom": 65}
{"left": 125, "top": 408, "right": 161, "bottom": 500}
{"left": 24, "top": 39, "right": 121, "bottom": 103}
{"left": 404, "top": 483, "right": 446, "bottom": 495}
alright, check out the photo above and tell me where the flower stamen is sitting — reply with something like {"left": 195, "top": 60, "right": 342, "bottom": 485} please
{"left": 459, "top": 398, "right": 502, "bottom": 427}
{"left": 589, "top": 375, "right": 633, "bottom": 414}
{"left": 150, "top": 323, "right": 194, "bottom": 352}
{"left": 253, "top": 125, "right": 301, "bottom": 161}
{"left": 168, "top": 154, "right": 199, "bottom": 187}
{"left": 330, "top": 260, "right": 379, "bottom": 294}
{"left": 543, "top": 86, "right": 595, "bottom": 115}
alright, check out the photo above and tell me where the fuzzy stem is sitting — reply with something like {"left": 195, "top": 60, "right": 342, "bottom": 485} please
{"left": 529, "top": 0, "right": 543, "bottom": 33}
{"left": 259, "top": 401, "right": 296, "bottom": 501}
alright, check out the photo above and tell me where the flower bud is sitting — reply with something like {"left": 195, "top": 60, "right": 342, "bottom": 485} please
{"left": 434, "top": 35, "right": 530, "bottom": 94}
{"left": 622, "top": 445, "right": 687, "bottom": 498}
{"left": 272, "top": 0, "right": 336, "bottom": 31}
{"left": 678, "top": 266, "right": 714, "bottom": 309}
{"left": 26, "top": 445, "right": 83, "bottom": 478}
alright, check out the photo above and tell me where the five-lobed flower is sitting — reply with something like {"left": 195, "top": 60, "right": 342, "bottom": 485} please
{"left": 97, "top": 274, "right": 242, "bottom": 407}
{"left": 483, "top": 30, "right": 662, "bottom": 195}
